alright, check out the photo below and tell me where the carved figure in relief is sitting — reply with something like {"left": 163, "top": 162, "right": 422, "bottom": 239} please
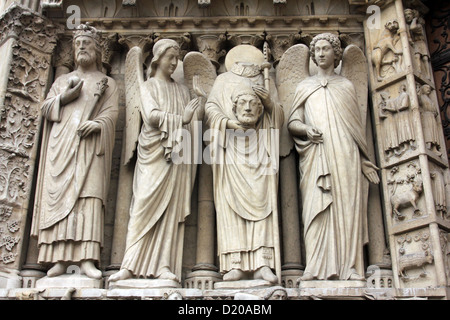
{"left": 31, "top": 24, "right": 118, "bottom": 279}
{"left": 108, "top": 39, "right": 208, "bottom": 284}
{"left": 388, "top": 163, "right": 423, "bottom": 221}
{"left": 285, "top": 33, "right": 379, "bottom": 281}
{"left": 390, "top": 179, "right": 423, "bottom": 220}
{"left": 418, "top": 84, "right": 442, "bottom": 156}
{"left": 379, "top": 91, "right": 399, "bottom": 158}
{"left": 371, "top": 19, "right": 403, "bottom": 82}
{"left": 205, "top": 45, "right": 284, "bottom": 284}
{"left": 395, "top": 84, "right": 416, "bottom": 154}
{"left": 404, "top": 9, "right": 431, "bottom": 79}
{"left": 397, "top": 232, "right": 433, "bottom": 280}
{"left": 430, "top": 169, "right": 447, "bottom": 219}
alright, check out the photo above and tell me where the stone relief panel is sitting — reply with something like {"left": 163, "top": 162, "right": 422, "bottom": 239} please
{"left": 387, "top": 161, "right": 425, "bottom": 223}
{"left": 0, "top": 5, "right": 60, "bottom": 271}
{"left": 439, "top": 229, "right": 450, "bottom": 286}
{"left": 395, "top": 228, "right": 435, "bottom": 287}
{"left": 404, "top": 8, "right": 431, "bottom": 81}
{"left": 376, "top": 82, "right": 417, "bottom": 164}
{"left": 429, "top": 162, "right": 449, "bottom": 221}
{"left": 417, "top": 83, "right": 444, "bottom": 158}
{"left": 366, "top": 4, "right": 406, "bottom": 87}
{"left": 371, "top": 19, "right": 403, "bottom": 83}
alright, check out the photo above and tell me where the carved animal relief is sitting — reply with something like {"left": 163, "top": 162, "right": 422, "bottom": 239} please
{"left": 388, "top": 162, "right": 424, "bottom": 221}
{"left": 371, "top": 19, "right": 403, "bottom": 82}
{"left": 397, "top": 231, "right": 434, "bottom": 282}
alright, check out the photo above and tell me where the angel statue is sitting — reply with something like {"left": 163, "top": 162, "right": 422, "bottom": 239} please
{"left": 109, "top": 39, "right": 210, "bottom": 285}
{"left": 205, "top": 44, "right": 284, "bottom": 285}
{"left": 285, "top": 33, "right": 380, "bottom": 281}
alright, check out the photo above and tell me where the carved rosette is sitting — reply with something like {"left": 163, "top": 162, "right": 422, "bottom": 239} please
{"left": 0, "top": 5, "right": 60, "bottom": 270}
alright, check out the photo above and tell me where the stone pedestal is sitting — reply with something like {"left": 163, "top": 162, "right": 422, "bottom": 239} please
{"left": 214, "top": 279, "right": 273, "bottom": 290}
{"left": 108, "top": 279, "right": 180, "bottom": 290}
{"left": 36, "top": 275, "right": 103, "bottom": 289}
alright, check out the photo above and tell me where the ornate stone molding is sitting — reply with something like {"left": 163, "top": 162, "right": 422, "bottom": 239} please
{"left": 0, "top": 4, "right": 60, "bottom": 277}
{"left": 0, "top": 4, "right": 62, "bottom": 54}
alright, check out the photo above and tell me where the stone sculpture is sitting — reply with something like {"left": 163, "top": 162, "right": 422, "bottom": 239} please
{"left": 108, "top": 39, "right": 202, "bottom": 285}
{"left": 31, "top": 24, "right": 119, "bottom": 279}
{"left": 205, "top": 45, "right": 284, "bottom": 284}
{"left": 371, "top": 19, "right": 403, "bottom": 82}
{"left": 286, "top": 33, "right": 380, "bottom": 281}
{"left": 418, "top": 84, "right": 441, "bottom": 156}
{"left": 404, "top": 8, "right": 431, "bottom": 79}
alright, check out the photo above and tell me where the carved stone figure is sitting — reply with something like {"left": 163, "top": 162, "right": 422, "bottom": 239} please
{"left": 287, "top": 33, "right": 379, "bottom": 281}
{"left": 418, "top": 84, "right": 441, "bottom": 156}
{"left": 430, "top": 169, "right": 447, "bottom": 219}
{"left": 108, "top": 39, "right": 201, "bottom": 284}
{"left": 371, "top": 19, "right": 403, "bottom": 82}
{"left": 404, "top": 9, "right": 431, "bottom": 79}
{"left": 379, "top": 91, "right": 399, "bottom": 158}
{"left": 395, "top": 84, "right": 416, "bottom": 154}
{"left": 31, "top": 24, "right": 118, "bottom": 279}
{"left": 205, "top": 45, "right": 284, "bottom": 284}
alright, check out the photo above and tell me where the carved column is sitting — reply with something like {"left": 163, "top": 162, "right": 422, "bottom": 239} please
{"left": 0, "top": 4, "right": 60, "bottom": 288}
{"left": 365, "top": 0, "right": 449, "bottom": 297}
{"left": 267, "top": 33, "right": 304, "bottom": 288}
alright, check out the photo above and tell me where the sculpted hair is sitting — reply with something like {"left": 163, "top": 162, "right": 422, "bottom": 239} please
{"left": 148, "top": 39, "right": 180, "bottom": 78}
{"left": 72, "top": 24, "right": 103, "bottom": 71}
{"left": 310, "top": 33, "right": 343, "bottom": 68}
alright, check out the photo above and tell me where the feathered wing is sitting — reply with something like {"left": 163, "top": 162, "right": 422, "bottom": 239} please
{"left": 340, "top": 44, "right": 369, "bottom": 128}
{"left": 183, "top": 51, "right": 217, "bottom": 98}
{"left": 340, "top": 44, "right": 372, "bottom": 246}
{"left": 123, "top": 46, "right": 145, "bottom": 166}
{"left": 275, "top": 43, "right": 310, "bottom": 157}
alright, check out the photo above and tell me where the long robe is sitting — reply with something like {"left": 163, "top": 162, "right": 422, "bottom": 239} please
{"left": 205, "top": 64, "right": 283, "bottom": 274}
{"left": 120, "top": 77, "right": 197, "bottom": 279}
{"left": 32, "top": 71, "right": 118, "bottom": 264}
{"left": 289, "top": 74, "right": 369, "bottom": 280}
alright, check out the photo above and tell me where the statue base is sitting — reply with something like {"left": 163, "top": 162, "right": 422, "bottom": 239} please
{"left": 36, "top": 274, "right": 103, "bottom": 289}
{"left": 214, "top": 279, "right": 273, "bottom": 289}
{"left": 108, "top": 278, "right": 181, "bottom": 289}
{"left": 185, "top": 268, "right": 222, "bottom": 290}
{"left": 299, "top": 280, "right": 366, "bottom": 289}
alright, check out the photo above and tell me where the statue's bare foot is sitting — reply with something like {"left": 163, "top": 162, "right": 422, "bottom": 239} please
{"left": 254, "top": 266, "right": 278, "bottom": 283}
{"left": 158, "top": 267, "right": 179, "bottom": 282}
{"left": 223, "top": 269, "right": 245, "bottom": 281}
{"left": 349, "top": 272, "right": 364, "bottom": 281}
{"left": 47, "top": 262, "right": 66, "bottom": 277}
{"left": 81, "top": 260, "right": 102, "bottom": 279}
{"left": 299, "top": 272, "right": 314, "bottom": 281}
{"left": 108, "top": 269, "right": 132, "bottom": 282}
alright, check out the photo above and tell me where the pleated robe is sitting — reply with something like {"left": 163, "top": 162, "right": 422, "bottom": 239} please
{"left": 205, "top": 66, "right": 283, "bottom": 275}
{"left": 120, "top": 77, "right": 197, "bottom": 279}
{"left": 289, "top": 74, "right": 370, "bottom": 280}
{"left": 32, "top": 71, "right": 118, "bottom": 264}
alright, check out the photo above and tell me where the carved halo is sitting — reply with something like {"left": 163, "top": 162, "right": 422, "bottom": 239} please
{"left": 224, "top": 44, "right": 265, "bottom": 71}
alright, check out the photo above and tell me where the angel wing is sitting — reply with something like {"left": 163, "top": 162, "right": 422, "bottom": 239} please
{"left": 275, "top": 43, "right": 310, "bottom": 157}
{"left": 123, "top": 46, "right": 145, "bottom": 166}
{"left": 183, "top": 51, "right": 217, "bottom": 121}
{"left": 340, "top": 44, "right": 369, "bottom": 128}
{"left": 183, "top": 51, "right": 217, "bottom": 99}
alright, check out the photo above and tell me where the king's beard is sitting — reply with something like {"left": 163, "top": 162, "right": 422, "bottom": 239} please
{"left": 76, "top": 52, "right": 96, "bottom": 68}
